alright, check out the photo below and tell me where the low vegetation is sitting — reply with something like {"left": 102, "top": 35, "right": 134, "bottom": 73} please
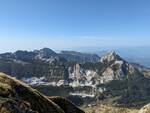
{"left": 82, "top": 104, "right": 139, "bottom": 113}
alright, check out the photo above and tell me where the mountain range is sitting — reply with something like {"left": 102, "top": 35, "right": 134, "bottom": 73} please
{"left": 0, "top": 48, "right": 150, "bottom": 107}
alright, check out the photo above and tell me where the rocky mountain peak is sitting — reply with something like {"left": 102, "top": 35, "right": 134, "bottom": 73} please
{"left": 35, "top": 48, "right": 57, "bottom": 59}
{"left": 39, "top": 48, "right": 57, "bottom": 55}
{"left": 100, "top": 51, "right": 122, "bottom": 63}
{"left": 99, "top": 51, "right": 134, "bottom": 83}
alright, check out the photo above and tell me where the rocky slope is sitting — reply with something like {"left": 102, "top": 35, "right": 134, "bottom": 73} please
{"left": 139, "top": 103, "right": 150, "bottom": 113}
{"left": 100, "top": 51, "right": 139, "bottom": 82}
{"left": 0, "top": 72, "right": 84, "bottom": 113}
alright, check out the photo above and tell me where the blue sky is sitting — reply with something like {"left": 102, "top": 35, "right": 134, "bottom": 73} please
{"left": 0, "top": 0, "right": 150, "bottom": 52}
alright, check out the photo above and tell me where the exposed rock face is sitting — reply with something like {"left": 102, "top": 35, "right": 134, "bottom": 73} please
{"left": 101, "top": 60, "right": 127, "bottom": 83}
{"left": 68, "top": 63, "right": 100, "bottom": 88}
{"left": 0, "top": 72, "right": 85, "bottom": 113}
{"left": 101, "top": 67, "right": 115, "bottom": 83}
{"left": 74, "top": 63, "right": 81, "bottom": 79}
{"left": 68, "top": 51, "right": 130, "bottom": 85}
{"left": 139, "top": 103, "right": 150, "bottom": 113}
{"left": 100, "top": 51, "right": 139, "bottom": 83}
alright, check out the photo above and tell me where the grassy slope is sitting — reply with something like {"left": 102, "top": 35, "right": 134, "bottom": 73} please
{"left": 49, "top": 96, "right": 85, "bottom": 113}
{"left": 0, "top": 72, "right": 84, "bottom": 113}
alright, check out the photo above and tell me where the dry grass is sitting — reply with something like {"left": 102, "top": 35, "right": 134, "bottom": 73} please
{"left": 82, "top": 104, "right": 139, "bottom": 113}
{"left": 0, "top": 72, "right": 85, "bottom": 113}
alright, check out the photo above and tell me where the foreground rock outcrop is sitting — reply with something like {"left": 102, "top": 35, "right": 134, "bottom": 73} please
{"left": 0, "top": 72, "right": 84, "bottom": 113}
{"left": 139, "top": 103, "right": 150, "bottom": 113}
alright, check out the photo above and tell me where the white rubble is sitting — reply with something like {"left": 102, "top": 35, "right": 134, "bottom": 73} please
{"left": 69, "top": 92, "right": 95, "bottom": 98}
{"left": 22, "top": 77, "right": 46, "bottom": 85}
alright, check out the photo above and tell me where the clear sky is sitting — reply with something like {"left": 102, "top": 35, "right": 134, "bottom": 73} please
{"left": 0, "top": 0, "right": 150, "bottom": 52}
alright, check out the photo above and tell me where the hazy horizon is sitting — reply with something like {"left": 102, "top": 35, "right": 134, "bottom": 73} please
{"left": 0, "top": 37, "right": 150, "bottom": 53}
